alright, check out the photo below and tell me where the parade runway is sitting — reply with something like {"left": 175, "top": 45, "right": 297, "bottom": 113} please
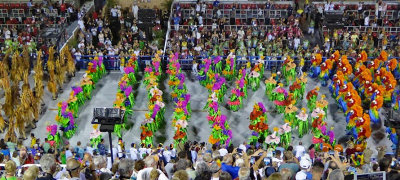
{"left": 2, "top": 70, "right": 393, "bottom": 156}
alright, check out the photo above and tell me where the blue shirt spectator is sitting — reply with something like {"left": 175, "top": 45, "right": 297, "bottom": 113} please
{"left": 98, "top": 142, "right": 107, "bottom": 156}
{"left": 174, "top": 16, "right": 180, "bottom": 25}
{"left": 221, "top": 163, "right": 240, "bottom": 179}
{"left": 213, "top": 0, "right": 220, "bottom": 8}
{"left": 1, "top": 149, "right": 10, "bottom": 157}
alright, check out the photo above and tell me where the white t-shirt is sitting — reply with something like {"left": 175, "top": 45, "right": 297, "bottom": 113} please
{"left": 78, "top": 20, "right": 85, "bottom": 30}
{"left": 112, "top": 147, "right": 118, "bottom": 160}
{"left": 66, "top": 150, "right": 73, "bottom": 159}
{"left": 198, "top": 16, "right": 203, "bottom": 25}
{"left": 295, "top": 145, "right": 306, "bottom": 158}
{"left": 117, "top": 145, "right": 124, "bottom": 158}
{"left": 219, "top": 149, "right": 228, "bottom": 157}
{"left": 329, "top": 3, "right": 334, "bottom": 10}
{"left": 134, "top": 50, "right": 140, "bottom": 56}
{"left": 86, "top": 146, "right": 94, "bottom": 155}
{"left": 74, "top": 52, "right": 81, "bottom": 61}
{"left": 138, "top": 148, "right": 147, "bottom": 159}
{"left": 238, "top": 144, "right": 247, "bottom": 153}
{"left": 324, "top": 4, "right": 330, "bottom": 11}
{"left": 111, "top": 8, "right": 117, "bottom": 17}
{"left": 171, "top": 148, "right": 176, "bottom": 158}
{"left": 91, "top": 28, "right": 97, "bottom": 36}
{"left": 272, "top": 157, "right": 283, "bottom": 167}
{"left": 364, "top": 16, "right": 369, "bottom": 26}
{"left": 98, "top": 33, "right": 104, "bottom": 43}
{"left": 194, "top": 46, "right": 202, "bottom": 52}
{"left": 78, "top": 42, "right": 85, "bottom": 49}
{"left": 295, "top": 170, "right": 307, "bottom": 180}
{"left": 163, "top": 150, "right": 172, "bottom": 163}
{"left": 146, "top": 148, "right": 152, "bottom": 155}
{"left": 132, "top": 5, "right": 138, "bottom": 15}
{"left": 131, "top": 25, "right": 138, "bottom": 33}
{"left": 117, "top": 9, "right": 121, "bottom": 17}
{"left": 238, "top": 30, "right": 245, "bottom": 39}
{"left": 130, "top": 148, "right": 138, "bottom": 160}
{"left": 5, "top": 30, "right": 10, "bottom": 39}
{"left": 294, "top": 38, "right": 301, "bottom": 48}
{"left": 212, "top": 23, "right": 217, "bottom": 30}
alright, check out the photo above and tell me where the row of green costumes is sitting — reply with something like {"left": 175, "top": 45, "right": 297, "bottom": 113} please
{"left": 167, "top": 53, "right": 192, "bottom": 146}
{"left": 228, "top": 68, "right": 248, "bottom": 111}
{"left": 112, "top": 64, "right": 138, "bottom": 137}
{"left": 222, "top": 52, "right": 236, "bottom": 80}
{"left": 56, "top": 56, "right": 106, "bottom": 139}
{"left": 265, "top": 74, "right": 277, "bottom": 101}
{"left": 46, "top": 124, "right": 61, "bottom": 148}
{"left": 141, "top": 53, "right": 165, "bottom": 146}
{"left": 248, "top": 58, "right": 264, "bottom": 91}
{"left": 249, "top": 102, "right": 269, "bottom": 144}
{"left": 281, "top": 57, "right": 297, "bottom": 86}
{"left": 272, "top": 84, "right": 288, "bottom": 114}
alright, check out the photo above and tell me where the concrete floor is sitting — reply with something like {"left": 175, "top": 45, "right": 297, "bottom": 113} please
{"left": 1, "top": 69, "right": 393, "bottom": 157}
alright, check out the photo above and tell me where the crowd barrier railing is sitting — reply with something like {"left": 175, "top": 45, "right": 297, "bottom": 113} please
{"left": 322, "top": 25, "right": 400, "bottom": 36}
{"left": 74, "top": 55, "right": 399, "bottom": 71}
{"left": 176, "top": 8, "right": 291, "bottom": 21}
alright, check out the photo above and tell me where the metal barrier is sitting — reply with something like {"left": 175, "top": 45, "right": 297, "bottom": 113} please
{"left": 175, "top": 8, "right": 290, "bottom": 21}
{"left": 322, "top": 25, "right": 400, "bottom": 34}
{"left": 75, "top": 55, "right": 399, "bottom": 71}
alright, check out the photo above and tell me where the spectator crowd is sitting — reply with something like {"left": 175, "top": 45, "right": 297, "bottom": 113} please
{"left": 0, "top": 135, "right": 398, "bottom": 180}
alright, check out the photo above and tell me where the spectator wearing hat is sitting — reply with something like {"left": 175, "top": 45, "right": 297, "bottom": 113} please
{"left": 66, "top": 158, "right": 83, "bottom": 180}
{"left": 295, "top": 155, "right": 312, "bottom": 180}
{"left": 210, "top": 162, "right": 221, "bottom": 179}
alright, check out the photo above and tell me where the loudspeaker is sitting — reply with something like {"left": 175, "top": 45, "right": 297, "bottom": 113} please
{"left": 324, "top": 10, "right": 345, "bottom": 29}
{"left": 138, "top": 9, "right": 156, "bottom": 23}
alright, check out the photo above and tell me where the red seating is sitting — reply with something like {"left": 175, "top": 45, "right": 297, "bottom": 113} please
{"left": 21, "top": 3, "right": 28, "bottom": 10}
{"left": 11, "top": 3, "right": 20, "bottom": 9}
{"left": 334, "top": 4, "right": 339, "bottom": 10}
{"left": 207, "top": 4, "right": 213, "bottom": 9}
{"left": 0, "top": 4, "right": 4, "bottom": 9}
{"left": 250, "top": 4, "right": 257, "bottom": 9}
{"left": 369, "top": 5, "right": 375, "bottom": 10}
{"left": 241, "top": 4, "right": 247, "bottom": 9}
{"left": 235, "top": 19, "right": 241, "bottom": 25}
